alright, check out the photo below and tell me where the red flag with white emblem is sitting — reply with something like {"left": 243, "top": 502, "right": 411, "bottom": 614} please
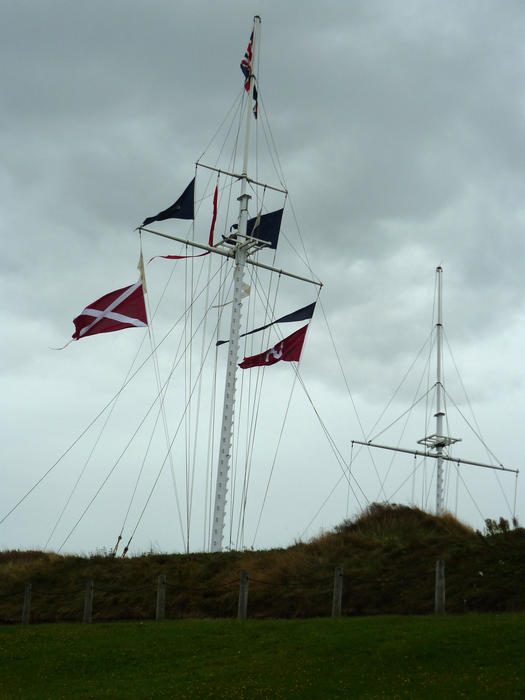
{"left": 239, "top": 324, "right": 308, "bottom": 369}
{"left": 72, "top": 281, "right": 147, "bottom": 340}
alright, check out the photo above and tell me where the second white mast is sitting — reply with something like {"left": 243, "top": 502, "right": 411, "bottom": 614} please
{"left": 417, "top": 266, "right": 460, "bottom": 514}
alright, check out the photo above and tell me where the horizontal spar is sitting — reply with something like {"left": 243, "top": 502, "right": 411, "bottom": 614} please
{"left": 351, "top": 440, "right": 519, "bottom": 474}
{"left": 197, "top": 162, "right": 288, "bottom": 195}
{"left": 139, "top": 227, "right": 322, "bottom": 287}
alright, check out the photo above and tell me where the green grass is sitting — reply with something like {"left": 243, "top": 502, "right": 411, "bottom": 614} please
{"left": 1, "top": 614, "right": 524, "bottom": 698}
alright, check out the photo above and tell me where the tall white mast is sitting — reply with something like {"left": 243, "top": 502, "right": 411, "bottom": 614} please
{"left": 435, "top": 266, "right": 445, "bottom": 514}
{"left": 141, "top": 14, "right": 321, "bottom": 552}
{"left": 211, "top": 17, "right": 261, "bottom": 552}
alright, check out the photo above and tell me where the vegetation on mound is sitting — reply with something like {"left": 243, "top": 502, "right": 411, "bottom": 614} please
{"left": 0, "top": 504, "right": 523, "bottom": 623}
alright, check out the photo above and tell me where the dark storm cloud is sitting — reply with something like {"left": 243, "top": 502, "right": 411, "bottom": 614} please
{"left": 1, "top": 0, "right": 523, "bottom": 551}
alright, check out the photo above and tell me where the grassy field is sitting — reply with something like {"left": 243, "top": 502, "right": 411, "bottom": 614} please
{"left": 1, "top": 614, "right": 524, "bottom": 698}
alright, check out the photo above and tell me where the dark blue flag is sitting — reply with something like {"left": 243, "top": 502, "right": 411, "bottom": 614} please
{"left": 142, "top": 178, "right": 195, "bottom": 227}
{"left": 226, "top": 208, "right": 283, "bottom": 250}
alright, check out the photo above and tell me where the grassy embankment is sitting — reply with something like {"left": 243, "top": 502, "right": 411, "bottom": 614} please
{"left": 1, "top": 614, "right": 524, "bottom": 698}
{"left": 1, "top": 505, "right": 523, "bottom": 622}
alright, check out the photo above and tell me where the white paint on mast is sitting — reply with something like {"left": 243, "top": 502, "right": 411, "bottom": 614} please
{"left": 211, "top": 17, "right": 261, "bottom": 552}
{"left": 435, "top": 265, "right": 445, "bottom": 515}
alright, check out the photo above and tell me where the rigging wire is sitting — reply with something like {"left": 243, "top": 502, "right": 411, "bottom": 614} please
{"left": 44, "top": 339, "right": 145, "bottom": 551}
{"left": 141, "top": 242, "right": 186, "bottom": 550}
{"left": 250, "top": 370, "right": 299, "bottom": 547}
{"left": 134, "top": 258, "right": 231, "bottom": 553}
{"left": 56, "top": 377, "right": 174, "bottom": 553}
{"left": 115, "top": 377, "right": 173, "bottom": 555}
{"left": 120, "top": 289, "right": 229, "bottom": 553}
{"left": 115, "top": 279, "right": 194, "bottom": 554}
{"left": 119, "top": 223, "right": 226, "bottom": 553}
{"left": 367, "top": 329, "right": 434, "bottom": 442}
{"left": 422, "top": 274, "right": 438, "bottom": 507}
{"left": 317, "top": 298, "right": 385, "bottom": 491}
{"left": 256, "top": 82, "right": 320, "bottom": 285}
{"left": 188, "top": 230, "right": 215, "bottom": 553}
{"left": 425, "top": 272, "right": 439, "bottom": 432}
{"left": 141, "top": 211, "right": 231, "bottom": 553}
{"left": 235, "top": 202, "right": 286, "bottom": 549}
{"left": 294, "top": 367, "right": 368, "bottom": 505}
{"left": 443, "top": 328, "right": 505, "bottom": 466}
{"left": 196, "top": 88, "right": 245, "bottom": 165}
{"left": 454, "top": 467, "right": 487, "bottom": 523}
{"left": 301, "top": 481, "right": 344, "bottom": 540}
{"left": 368, "top": 388, "right": 434, "bottom": 443}
{"left": 204, "top": 267, "right": 235, "bottom": 550}
{"left": 374, "top": 340, "right": 434, "bottom": 503}
{"left": 443, "top": 387, "right": 515, "bottom": 517}
{"left": 257, "top": 92, "right": 287, "bottom": 193}
{"left": 346, "top": 442, "right": 355, "bottom": 519}
{"left": 244, "top": 284, "right": 372, "bottom": 542}
{"left": 384, "top": 455, "right": 429, "bottom": 504}
{"left": 53, "top": 261, "right": 230, "bottom": 552}
{"left": 227, "top": 225, "right": 272, "bottom": 550}
{"left": 236, "top": 267, "right": 282, "bottom": 549}
{"left": 47, "top": 247, "right": 169, "bottom": 551}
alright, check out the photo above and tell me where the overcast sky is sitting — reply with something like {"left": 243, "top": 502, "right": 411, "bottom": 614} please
{"left": 1, "top": 0, "right": 524, "bottom": 555}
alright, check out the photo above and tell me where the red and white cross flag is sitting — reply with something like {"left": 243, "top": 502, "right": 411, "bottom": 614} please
{"left": 72, "top": 281, "right": 147, "bottom": 340}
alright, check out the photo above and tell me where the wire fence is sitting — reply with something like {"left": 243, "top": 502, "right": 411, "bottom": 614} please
{"left": 0, "top": 566, "right": 356, "bottom": 625}
{"left": 5, "top": 557, "right": 501, "bottom": 624}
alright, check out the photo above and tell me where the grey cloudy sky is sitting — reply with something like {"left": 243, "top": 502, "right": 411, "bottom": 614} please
{"left": 1, "top": 0, "right": 523, "bottom": 554}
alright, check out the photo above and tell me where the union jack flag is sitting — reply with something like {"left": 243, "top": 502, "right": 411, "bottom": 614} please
{"left": 240, "top": 29, "right": 258, "bottom": 118}
{"left": 240, "top": 30, "right": 254, "bottom": 91}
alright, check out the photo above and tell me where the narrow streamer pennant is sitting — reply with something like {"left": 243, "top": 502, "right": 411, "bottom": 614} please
{"left": 217, "top": 301, "right": 316, "bottom": 346}
{"left": 208, "top": 183, "right": 218, "bottom": 246}
{"left": 212, "top": 283, "right": 250, "bottom": 309}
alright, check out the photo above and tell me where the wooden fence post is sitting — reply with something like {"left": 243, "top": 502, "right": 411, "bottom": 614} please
{"left": 156, "top": 574, "right": 167, "bottom": 621}
{"left": 237, "top": 570, "right": 249, "bottom": 620}
{"left": 434, "top": 559, "right": 445, "bottom": 615}
{"left": 331, "top": 567, "right": 344, "bottom": 617}
{"left": 21, "top": 583, "right": 31, "bottom": 625}
{"left": 83, "top": 579, "right": 94, "bottom": 624}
